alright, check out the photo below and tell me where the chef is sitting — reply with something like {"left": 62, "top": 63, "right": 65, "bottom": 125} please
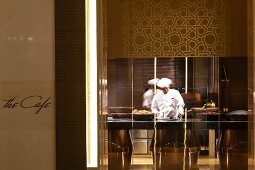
{"left": 142, "top": 78, "right": 159, "bottom": 110}
{"left": 151, "top": 78, "right": 185, "bottom": 119}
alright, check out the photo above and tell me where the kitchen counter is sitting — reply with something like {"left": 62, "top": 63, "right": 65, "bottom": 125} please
{"left": 107, "top": 118, "right": 248, "bottom": 130}
{"left": 107, "top": 118, "right": 248, "bottom": 158}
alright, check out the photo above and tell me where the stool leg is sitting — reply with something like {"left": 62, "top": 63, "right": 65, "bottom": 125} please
{"left": 209, "top": 129, "right": 216, "bottom": 158}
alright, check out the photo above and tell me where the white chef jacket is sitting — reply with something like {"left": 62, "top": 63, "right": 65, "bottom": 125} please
{"left": 143, "top": 89, "right": 159, "bottom": 109}
{"left": 151, "top": 89, "right": 185, "bottom": 119}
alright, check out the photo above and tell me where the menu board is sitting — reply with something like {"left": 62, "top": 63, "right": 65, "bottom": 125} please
{"left": 0, "top": 0, "right": 55, "bottom": 169}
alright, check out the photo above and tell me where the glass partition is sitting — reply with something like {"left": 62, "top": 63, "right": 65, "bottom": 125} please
{"left": 96, "top": 0, "right": 253, "bottom": 169}
{"left": 103, "top": 56, "right": 249, "bottom": 169}
{"left": 107, "top": 57, "right": 248, "bottom": 111}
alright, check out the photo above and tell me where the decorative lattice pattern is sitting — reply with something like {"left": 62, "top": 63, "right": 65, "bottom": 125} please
{"left": 125, "top": 0, "right": 225, "bottom": 57}
{"left": 108, "top": 0, "right": 225, "bottom": 58}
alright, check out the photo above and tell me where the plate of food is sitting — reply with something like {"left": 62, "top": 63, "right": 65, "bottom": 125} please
{"left": 132, "top": 109, "right": 154, "bottom": 121}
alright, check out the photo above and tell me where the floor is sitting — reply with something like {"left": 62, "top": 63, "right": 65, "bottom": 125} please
{"left": 104, "top": 154, "right": 255, "bottom": 170}
{"left": 131, "top": 155, "right": 221, "bottom": 170}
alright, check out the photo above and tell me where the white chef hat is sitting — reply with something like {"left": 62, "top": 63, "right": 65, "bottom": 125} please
{"left": 148, "top": 78, "right": 159, "bottom": 85}
{"left": 157, "top": 78, "right": 172, "bottom": 88}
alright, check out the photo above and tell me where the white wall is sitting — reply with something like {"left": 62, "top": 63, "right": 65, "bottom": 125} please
{"left": 0, "top": 0, "right": 55, "bottom": 169}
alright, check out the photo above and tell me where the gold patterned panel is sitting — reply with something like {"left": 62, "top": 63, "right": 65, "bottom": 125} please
{"left": 124, "top": 0, "right": 225, "bottom": 57}
{"left": 107, "top": 0, "right": 248, "bottom": 58}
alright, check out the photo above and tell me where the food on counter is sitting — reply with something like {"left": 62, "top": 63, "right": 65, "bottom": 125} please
{"left": 203, "top": 100, "right": 216, "bottom": 108}
{"left": 132, "top": 109, "right": 154, "bottom": 121}
{"left": 132, "top": 109, "right": 151, "bottom": 115}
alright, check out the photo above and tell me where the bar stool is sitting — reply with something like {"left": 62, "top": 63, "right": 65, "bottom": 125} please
{"left": 219, "top": 110, "right": 248, "bottom": 170}
{"left": 108, "top": 130, "right": 133, "bottom": 170}
{"left": 219, "top": 130, "right": 248, "bottom": 170}
{"left": 151, "top": 129, "right": 201, "bottom": 170}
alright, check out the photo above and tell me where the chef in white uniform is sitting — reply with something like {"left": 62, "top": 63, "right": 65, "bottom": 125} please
{"left": 151, "top": 78, "right": 185, "bottom": 119}
{"left": 142, "top": 78, "right": 159, "bottom": 110}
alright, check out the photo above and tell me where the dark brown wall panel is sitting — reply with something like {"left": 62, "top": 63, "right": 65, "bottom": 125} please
{"left": 55, "top": 0, "right": 86, "bottom": 169}
{"left": 219, "top": 57, "right": 248, "bottom": 111}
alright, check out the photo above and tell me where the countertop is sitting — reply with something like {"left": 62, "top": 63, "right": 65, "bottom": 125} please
{"left": 106, "top": 118, "right": 248, "bottom": 130}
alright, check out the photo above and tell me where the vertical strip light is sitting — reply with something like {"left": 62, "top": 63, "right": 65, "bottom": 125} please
{"left": 154, "top": 57, "right": 157, "bottom": 93}
{"left": 86, "top": 0, "right": 98, "bottom": 167}
{"left": 153, "top": 57, "right": 157, "bottom": 169}
{"left": 183, "top": 58, "right": 188, "bottom": 170}
{"left": 185, "top": 57, "right": 188, "bottom": 93}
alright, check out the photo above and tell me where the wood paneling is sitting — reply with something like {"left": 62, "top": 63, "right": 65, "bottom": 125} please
{"left": 219, "top": 57, "right": 248, "bottom": 111}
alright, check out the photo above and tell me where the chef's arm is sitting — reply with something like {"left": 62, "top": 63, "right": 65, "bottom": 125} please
{"left": 151, "top": 96, "right": 159, "bottom": 114}
{"left": 178, "top": 104, "right": 185, "bottom": 116}
{"left": 175, "top": 91, "right": 185, "bottom": 116}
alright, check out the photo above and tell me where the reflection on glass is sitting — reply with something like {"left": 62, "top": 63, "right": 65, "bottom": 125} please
{"left": 108, "top": 57, "right": 219, "bottom": 110}
{"left": 106, "top": 57, "right": 248, "bottom": 169}
{"left": 108, "top": 57, "right": 248, "bottom": 112}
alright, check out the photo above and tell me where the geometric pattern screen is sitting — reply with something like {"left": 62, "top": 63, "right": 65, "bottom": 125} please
{"left": 121, "top": 0, "right": 225, "bottom": 57}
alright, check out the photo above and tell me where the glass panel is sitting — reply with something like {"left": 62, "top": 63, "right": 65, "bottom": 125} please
{"left": 104, "top": 56, "right": 249, "bottom": 169}
{"left": 97, "top": 0, "right": 254, "bottom": 169}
